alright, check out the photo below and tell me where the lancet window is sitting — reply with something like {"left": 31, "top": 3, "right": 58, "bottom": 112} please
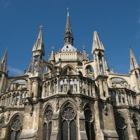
{"left": 61, "top": 102, "right": 76, "bottom": 140}
{"left": 8, "top": 115, "right": 22, "bottom": 140}
{"left": 84, "top": 104, "right": 95, "bottom": 140}
{"left": 132, "top": 115, "right": 140, "bottom": 140}
{"left": 115, "top": 114, "right": 128, "bottom": 140}
{"left": 42, "top": 105, "right": 53, "bottom": 140}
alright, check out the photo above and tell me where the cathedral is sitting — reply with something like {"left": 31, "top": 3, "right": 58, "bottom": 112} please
{"left": 0, "top": 10, "right": 139, "bottom": 140}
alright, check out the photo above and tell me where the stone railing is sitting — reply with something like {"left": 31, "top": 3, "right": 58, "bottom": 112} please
{"left": 0, "top": 90, "right": 28, "bottom": 108}
{"left": 42, "top": 75, "right": 96, "bottom": 98}
{"left": 109, "top": 89, "right": 138, "bottom": 107}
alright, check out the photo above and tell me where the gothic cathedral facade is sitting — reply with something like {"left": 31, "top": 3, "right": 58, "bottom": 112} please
{"left": 0, "top": 11, "right": 139, "bottom": 140}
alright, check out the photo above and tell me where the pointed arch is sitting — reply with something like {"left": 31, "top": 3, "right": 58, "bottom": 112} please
{"left": 8, "top": 113, "right": 23, "bottom": 140}
{"left": 61, "top": 101, "right": 76, "bottom": 140}
{"left": 132, "top": 114, "right": 140, "bottom": 140}
{"left": 42, "top": 104, "right": 53, "bottom": 140}
{"left": 83, "top": 103, "right": 95, "bottom": 140}
{"left": 85, "top": 65, "right": 94, "bottom": 74}
{"left": 61, "top": 100, "right": 78, "bottom": 111}
{"left": 62, "top": 64, "right": 77, "bottom": 75}
{"left": 115, "top": 112, "right": 129, "bottom": 140}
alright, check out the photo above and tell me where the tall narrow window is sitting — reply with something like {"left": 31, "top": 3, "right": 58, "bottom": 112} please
{"left": 84, "top": 104, "right": 95, "bottom": 140}
{"left": 61, "top": 102, "right": 76, "bottom": 140}
{"left": 115, "top": 114, "right": 128, "bottom": 140}
{"left": 42, "top": 105, "right": 53, "bottom": 140}
{"left": 132, "top": 115, "right": 140, "bottom": 140}
{"left": 8, "top": 115, "right": 22, "bottom": 140}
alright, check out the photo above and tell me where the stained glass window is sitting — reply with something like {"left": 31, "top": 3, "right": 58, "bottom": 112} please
{"left": 8, "top": 115, "right": 22, "bottom": 140}
{"left": 115, "top": 114, "right": 128, "bottom": 140}
{"left": 42, "top": 105, "right": 53, "bottom": 140}
{"left": 61, "top": 103, "right": 76, "bottom": 140}
{"left": 84, "top": 105, "right": 95, "bottom": 140}
{"left": 132, "top": 115, "right": 140, "bottom": 140}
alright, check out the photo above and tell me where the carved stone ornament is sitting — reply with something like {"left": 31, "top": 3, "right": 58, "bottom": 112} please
{"left": 10, "top": 116, "right": 22, "bottom": 131}
{"left": 44, "top": 106, "right": 53, "bottom": 121}
{"left": 62, "top": 103, "right": 76, "bottom": 121}
{"left": 84, "top": 108, "right": 93, "bottom": 122}
{"left": 0, "top": 116, "right": 5, "bottom": 128}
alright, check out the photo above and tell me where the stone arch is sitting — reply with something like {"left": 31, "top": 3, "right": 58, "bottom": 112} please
{"left": 132, "top": 113, "right": 140, "bottom": 139}
{"left": 0, "top": 115, "right": 5, "bottom": 128}
{"left": 62, "top": 64, "right": 77, "bottom": 75}
{"left": 60, "top": 101, "right": 77, "bottom": 140}
{"left": 7, "top": 113, "right": 23, "bottom": 140}
{"left": 85, "top": 65, "right": 94, "bottom": 74}
{"left": 109, "top": 77, "right": 128, "bottom": 88}
{"left": 60, "top": 99, "right": 78, "bottom": 111}
{"left": 43, "top": 103, "right": 53, "bottom": 116}
{"left": 83, "top": 103, "right": 95, "bottom": 140}
{"left": 115, "top": 112, "right": 129, "bottom": 140}
{"left": 42, "top": 104, "right": 53, "bottom": 140}
{"left": 78, "top": 70, "right": 83, "bottom": 76}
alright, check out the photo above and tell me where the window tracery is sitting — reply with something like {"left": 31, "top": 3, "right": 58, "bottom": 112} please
{"left": 84, "top": 104, "right": 95, "bottom": 140}
{"left": 115, "top": 114, "right": 128, "bottom": 140}
{"left": 0, "top": 116, "right": 5, "bottom": 128}
{"left": 42, "top": 105, "right": 53, "bottom": 140}
{"left": 132, "top": 115, "right": 140, "bottom": 140}
{"left": 61, "top": 102, "right": 76, "bottom": 140}
{"left": 8, "top": 115, "right": 22, "bottom": 140}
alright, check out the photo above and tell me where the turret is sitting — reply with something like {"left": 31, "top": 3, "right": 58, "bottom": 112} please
{"left": 60, "top": 9, "right": 77, "bottom": 53}
{"left": 82, "top": 46, "right": 88, "bottom": 61}
{"left": 92, "top": 31, "right": 106, "bottom": 77}
{"left": 64, "top": 9, "right": 74, "bottom": 46}
{"left": 28, "top": 26, "right": 46, "bottom": 101}
{"left": 104, "top": 58, "right": 110, "bottom": 73}
{"left": 49, "top": 47, "right": 55, "bottom": 63}
{"left": 28, "top": 26, "right": 45, "bottom": 78}
{"left": 0, "top": 49, "right": 7, "bottom": 75}
{"left": 0, "top": 50, "right": 8, "bottom": 93}
{"left": 129, "top": 48, "right": 140, "bottom": 92}
{"left": 32, "top": 25, "right": 45, "bottom": 57}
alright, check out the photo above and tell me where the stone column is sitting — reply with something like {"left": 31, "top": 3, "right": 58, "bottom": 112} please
{"left": 20, "top": 102, "right": 43, "bottom": 140}
{"left": 50, "top": 110, "right": 60, "bottom": 140}
{"left": 42, "top": 83, "right": 46, "bottom": 98}
{"left": 77, "top": 111, "right": 88, "bottom": 140}
{"left": 94, "top": 101, "right": 104, "bottom": 140}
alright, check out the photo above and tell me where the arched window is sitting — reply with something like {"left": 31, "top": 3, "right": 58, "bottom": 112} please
{"left": 85, "top": 65, "right": 94, "bottom": 74}
{"left": 115, "top": 114, "right": 128, "bottom": 140}
{"left": 42, "top": 105, "right": 53, "bottom": 140}
{"left": 61, "top": 102, "right": 76, "bottom": 140}
{"left": 132, "top": 115, "right": 140, "bottom": 140}
{"left": 84, "top": 104, "right": 95, "bottom": 140}
{"left": 8, "top": 115, "right": 22, "bottom": 140}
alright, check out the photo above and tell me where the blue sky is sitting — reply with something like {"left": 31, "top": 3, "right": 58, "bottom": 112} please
{"left": 0, "top": 0, "right": 140, "bottom": 76}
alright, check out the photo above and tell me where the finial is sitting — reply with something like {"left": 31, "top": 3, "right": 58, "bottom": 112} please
{"left": 52, "top": 46, "right": 55, "bottom": 50}
{"left": 40, "top": 25, "right": 43, "bottom": 30}
{"left": 83, "top": 45, "right": 85, "bottom": 50}
{"left": 67, "top": 8, "right": 69, "bottom": 17}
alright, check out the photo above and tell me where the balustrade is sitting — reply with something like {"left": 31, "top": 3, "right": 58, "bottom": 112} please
{"left": 42, "top": 76, "right": 95, "bottom": 98}
{"left": 0, "top": 91, "right": 27, "bottom": 108}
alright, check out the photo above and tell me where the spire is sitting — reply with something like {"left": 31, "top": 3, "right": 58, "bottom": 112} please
{"left": 104, "top": 58, "right": 110, "bottom": 71}
{"left": 0, "top": 49, "right": 7, "bottom": 74}
{"left": 92, "top": 31, "right": 105, "bottom": 54}
{"left": 32, "top": 25, "right": 45, "bottom": 56}
{"left": 49, "top": 46, "right": 55, "bottom": 62}
{"left": 82, "top": 45, "right": 88, "bottom": 61}
{"left": 64, "top": 8, "right": 74, "bottom": 45}
{"left": 130, "top": 48, "right": 139, "bottom": 71}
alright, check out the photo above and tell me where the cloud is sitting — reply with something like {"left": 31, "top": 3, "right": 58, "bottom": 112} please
{"left": 0, "top": 0, "right": 11, "bottom": 8}
{"left": 8, "top": 66, "right": 23, "bottom": 76}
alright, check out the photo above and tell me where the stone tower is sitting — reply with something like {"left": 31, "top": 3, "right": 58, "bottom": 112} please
{"left": 0, "top": 10, "right": 139, "bottom": 140}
